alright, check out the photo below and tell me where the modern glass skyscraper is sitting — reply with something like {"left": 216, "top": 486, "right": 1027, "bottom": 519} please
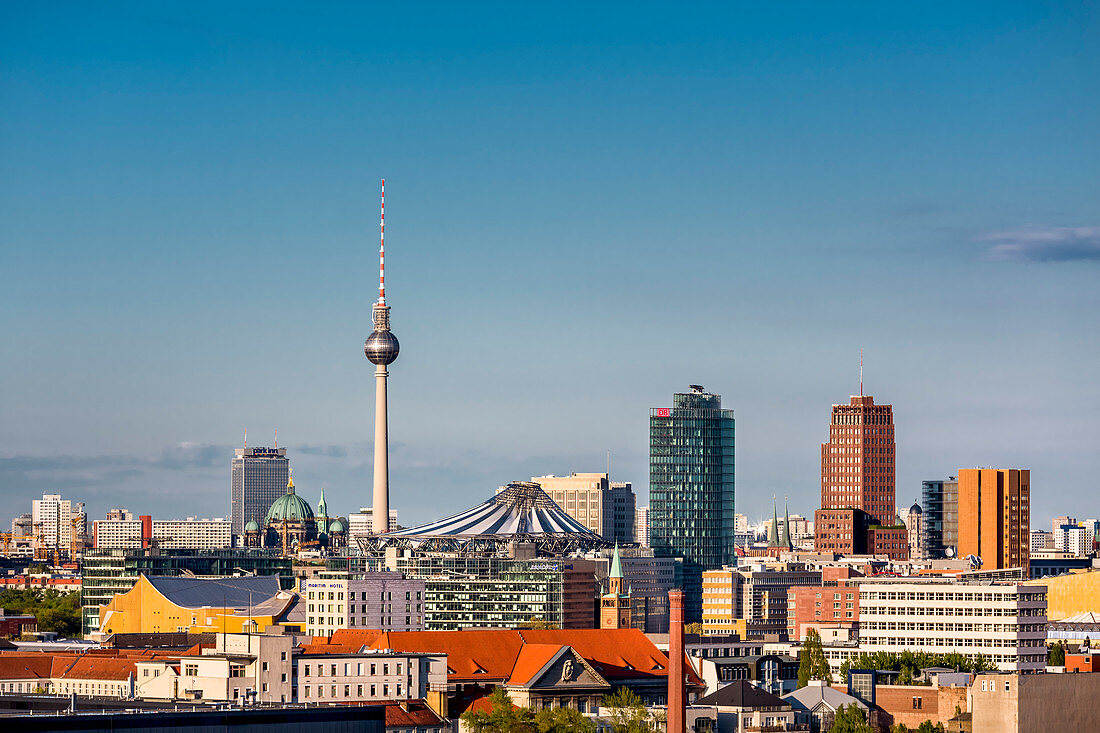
{"left": 649, "top": 385, "right": 735, "bottom": 621}
{"left": 230, "top": 446, "right": 289, "bottom": 537}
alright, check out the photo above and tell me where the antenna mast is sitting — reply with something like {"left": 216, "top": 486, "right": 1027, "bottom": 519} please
{"left": 860, "top": 349, "right": 863, "bottom": 397}
{"left": 379, "top": 178, "right": 385, "bottom": 305}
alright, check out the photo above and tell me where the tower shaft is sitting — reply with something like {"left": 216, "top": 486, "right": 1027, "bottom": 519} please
{"left": 372, "top": 362, "right": 390, "bottom": 533}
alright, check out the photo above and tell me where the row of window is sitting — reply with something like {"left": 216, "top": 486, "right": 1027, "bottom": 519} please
{"left": 306, "top": 590, "right": 422, "bottom": 601}
{"left": 301, "top": 683, "right": 401, "bottom": 698}
{"left": 299, "top": 662, "right": 404, "bottom": 676}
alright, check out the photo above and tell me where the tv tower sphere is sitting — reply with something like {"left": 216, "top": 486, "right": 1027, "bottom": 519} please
{"left": 364, "top": 327, "right": 399, "bottom": 365}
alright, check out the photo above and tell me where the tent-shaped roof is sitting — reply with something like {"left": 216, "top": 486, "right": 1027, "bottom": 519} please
{"left": 696, "top": 680, "right": 789, "bottom": 709}
{"left": 145, "top": 575, "right": 281, "bottom": 610}
{"left": 386, "top": 482, "right": 598, "bottom": 538}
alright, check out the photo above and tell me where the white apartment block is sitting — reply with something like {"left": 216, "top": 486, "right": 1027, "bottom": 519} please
{"left": 93, "top": 517, "right": 231, "bottom": 550}
{"left": 303, "top": 572, "right": 426, "bottom": 637}
{"left": 347, "top": 508, "right": 399, "bottom": 541}
{"left": 1030, "top": 529, "right": 1053, "bottom": 553}
{"left": 31, "top": 493, "right": 85, "bottom": 550}
{"left": 295, "top": 651, "right": 446, "bottom": 704}
{"left": 1054, "top": 524, "right": 1095, "bottom": 557}
{"left": 857, "top": 579, "right": 1048, "bottom": 672}
{"left": 636, "top": 507, "right": 650, "bottom": 546}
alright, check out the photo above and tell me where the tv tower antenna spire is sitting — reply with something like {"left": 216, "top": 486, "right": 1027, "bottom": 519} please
{"left": 860, "top": 349, "right": 864, "bottom": 397}
{"left": 365, "top": 178, "right": 400, "bottom": 534}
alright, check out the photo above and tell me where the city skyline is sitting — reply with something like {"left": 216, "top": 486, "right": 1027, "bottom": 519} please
{"left": 2, "top": 3, "right": 1098, "bottom": 528}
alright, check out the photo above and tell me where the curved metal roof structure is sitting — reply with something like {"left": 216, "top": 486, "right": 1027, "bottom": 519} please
{"left": 356, "top": 482, "right": 608, "bottom": 556}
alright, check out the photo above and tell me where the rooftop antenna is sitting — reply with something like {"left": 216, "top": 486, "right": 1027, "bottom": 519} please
{"left": 274, "top": 428, "right": 278, "bottom": 449}
{"left": 860, "top": 349, "right": 864, "bottom": 397}
{"left": 243, "top": 428, "right": 247, "bottom": 449}
{"left": 607, "top": 449, "right": 611, "bottom": 480}
{"left": 378, "top": 178, "right": 385, "bottom": 305}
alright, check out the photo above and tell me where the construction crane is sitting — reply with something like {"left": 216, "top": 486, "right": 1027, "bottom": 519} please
{"left": 69, "top": 516, "right": 86, "bottom": 560}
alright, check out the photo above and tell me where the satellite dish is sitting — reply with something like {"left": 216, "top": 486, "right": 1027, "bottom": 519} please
{"left": 945, "top": 546, "right": 956, "bottom": 558}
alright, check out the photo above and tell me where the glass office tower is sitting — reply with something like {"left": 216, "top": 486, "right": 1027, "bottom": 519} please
{"left": 921, "top": 477, "right": 959, "bottom": 559}
{"left": 650, "top": 385, "right": 735, "bottom": 621}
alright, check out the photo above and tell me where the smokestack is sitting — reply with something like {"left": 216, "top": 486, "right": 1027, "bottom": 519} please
{"left": 668, "top": 589, "right": 685, "bottom": 733}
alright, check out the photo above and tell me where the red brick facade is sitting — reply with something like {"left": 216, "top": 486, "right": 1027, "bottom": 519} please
{"left": 819, "top": 395, "right": 896, "bottom": 528}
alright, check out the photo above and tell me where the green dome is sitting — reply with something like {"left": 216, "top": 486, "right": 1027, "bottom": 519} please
{"left": 265, "top": 477, "right": 315, "bottom": 524}
{"left": 328, "top": 520, "right": 345, "bottom": 533}
{"left": 244, "top": 519, "right": 260, "bottom": 532}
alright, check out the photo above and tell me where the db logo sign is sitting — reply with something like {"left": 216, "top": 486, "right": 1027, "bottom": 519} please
{"left": 655, "top": 408, "right": 670, "bottom": 417}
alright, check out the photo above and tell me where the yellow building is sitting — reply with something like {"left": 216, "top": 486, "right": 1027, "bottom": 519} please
{"left": 98, "top": 574, "right": 297, "bottom": 635}
{"left": 701, "top": 568, "right": 747, "bottom": 637}
{"left": 1024, "top": 570, "right": 1100, "bottom": 620}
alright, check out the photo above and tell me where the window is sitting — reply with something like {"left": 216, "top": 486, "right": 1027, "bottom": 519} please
{"left": 184, "top": 664, "right": 198, "bottom": 676}
{"left": 357, "top": 684, "right": 363, "bottom": 696}
{"left": 262, "top": 662, "right": 269, "bottom": 672}
{"left": 344, "top": 685, "right": 350, "bottom": 697}
{"left": 303, "top": 665, "right": 310, "bottom": 676}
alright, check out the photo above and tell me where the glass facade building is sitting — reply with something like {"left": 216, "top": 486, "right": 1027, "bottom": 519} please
{"left": 81, "top": 548, "right": 293, "bottom": 634}
{"left": 920, "top": 477, "right": 959, "bottom": 559}
{"left": 343, "top": 554, "right": 597, "bottom": 631}
{"left": 231, "top": 447, "right": 290, "bottom": 537}
{"left": 649, "top": 386, "right": 736, "bottom": 621}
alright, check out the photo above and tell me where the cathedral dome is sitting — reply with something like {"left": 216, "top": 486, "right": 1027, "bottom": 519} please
{"left": 265, "top": 477, "right": 315, "bottom": 524}
{"left": 328, "top": 520, "right": 345, "bottom": 533}
{"left": 244, "top": 519, "right": 260, "bottom": 532}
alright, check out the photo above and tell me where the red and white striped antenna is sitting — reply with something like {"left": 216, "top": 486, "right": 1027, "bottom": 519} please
{"left": 378, "top": 179, "right": 386, "bottom": 305}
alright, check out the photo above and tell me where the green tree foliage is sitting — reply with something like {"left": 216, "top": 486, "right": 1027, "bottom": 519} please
{"left": 461, "top": 688, "right": 538, "bottom": 733}
{"left": 1048, "top": 641, "right": 1065, "bottom": 666}
{"left": 0, "top": 588, "right": 80, "bottom": 637}
{"left": 601, "top": 687, "right": 653, "bottom": 733}
{"left": 683, "top": 622, "right": 704, "bottom": 635}
{"left": 838, "top": 650, "right": 994, "bottom": 683}
{"left": 799, "top": 628, "right": 832, "bottom": 684}
{"left": 797, "top": 646, "right": 812, "bottom": 688}
{"left": 534, "top": 705, "right": 597, "bottom": 733}
{"left": 890, "top": 724, "right": 910, "bottom": 733}
{"left": 829, "top": 704, "right": 874, "bottom": 733}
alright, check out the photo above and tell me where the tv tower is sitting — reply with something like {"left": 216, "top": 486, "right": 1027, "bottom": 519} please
{"left": 364, "top": 179, "right": 399, "bottom": 533}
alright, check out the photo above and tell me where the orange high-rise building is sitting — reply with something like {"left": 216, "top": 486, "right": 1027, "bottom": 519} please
{"left": 819, "top": 395, "right": 896, "bottom": 526}
{"left": 957, "top": 468, "right": 1030, "bottom": 572}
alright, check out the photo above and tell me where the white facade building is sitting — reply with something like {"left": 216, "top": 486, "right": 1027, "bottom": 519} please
{"left": 636, "top": 507, "right": 650, "bottom": 546}
{"left": 857, "top": 579, "right": 1048, "bottom": 672}
{"left": 1054, "top": 524, "right": 1095, "bottom": 557}
{"left": 303, "top": 572, "right": 426, "bottom": 637}
{"left": 347, "top": 507, "right": 399, "bottom": 542}
{"left": 295, "top": 651, "right": 446, "bottom": 704}
{"left": 31, "top": 493, "right": 85, "bottom": 551}
{"left": 93, "top": 517, "right": 231, "bottom": 550}
{"left": 1030, "top": 529, "right": 1053, "bottom": 553}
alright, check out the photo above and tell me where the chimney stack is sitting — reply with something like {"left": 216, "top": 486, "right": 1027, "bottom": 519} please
{"left": 668, "top": 589, "right": 685, "bottom": 733}
{"left": 140, "top": 515, "right": 153, "bottom": 549}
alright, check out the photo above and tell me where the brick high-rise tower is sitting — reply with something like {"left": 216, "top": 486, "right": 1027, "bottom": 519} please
{"left": 819, "top": 394, "right": 896, "bottom": 525}
{"left": 957, "top": 468, "right": 1030, "bottom": 573}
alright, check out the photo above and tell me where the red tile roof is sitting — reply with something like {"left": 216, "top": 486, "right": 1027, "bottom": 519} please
{"left": 357, "top": 629, "right": 525, "bottom": 681}
{"left": 56, "top": 656, "right": 137, "bottom": 681}
{"left": 506, "top": 644, "right": 565, "bottom": 687}
{"left": 0, "top": 655, "right": 55, "bottom": 680}
{"left": 383, "top": 701, "right": 446, "bottom": 727}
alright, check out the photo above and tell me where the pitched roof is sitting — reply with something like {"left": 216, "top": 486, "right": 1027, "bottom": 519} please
{"left": 518, "top": 629, "right": 702, "bottom": 685}
{"left": 383, "top": 701, "right": 447, "bottom": 727}
{"left": 507, "top": 644, "right": 567, "bottom": 687}
{"left": 310, "top": 629, "right": 384, "bottom": 649}
{"left": 144, "top": 575, "right": 281, "bottom": 610}
{"left": 696, "top": 680, "right": 789, "bottom": 709}
{"left": 0, "top": 655, "right": 55, "bottom": 680}
{"left": 783, "top": 681, "right": 865, "bottom": 712}
{"left": 359, "top": 629, "right": 524, "bottom": 681}
{"left": 56, "top": 656, "right": 137, "bottom": 681}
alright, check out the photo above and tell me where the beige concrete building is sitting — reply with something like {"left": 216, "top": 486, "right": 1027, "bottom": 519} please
{"left": 857, "top": 579, "right": 1048, "bottom": 672}
{"left": 303, "top": 571, "right": 425, "bottom": 637}
{"left": 702, "top": 564, "right": 821, "bottom": 639}
{"left": 970, "top": 671, "right": 1100, "bottom": 733}
{"left": 530, "top": 473, "right": 635, "bottom": 544}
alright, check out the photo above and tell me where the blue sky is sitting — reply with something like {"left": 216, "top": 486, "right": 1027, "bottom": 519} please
{"left": 2, "top": 2, "right": 1098, "bottom": 530}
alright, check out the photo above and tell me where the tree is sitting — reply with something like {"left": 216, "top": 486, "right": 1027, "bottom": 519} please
{"left": 535, "top": 705, "right": 597, "bottom": 733}
{"left": 460, "top": 687, "right": 537, "bottom": 733}
{"left": 683, "top": 622, "right": 704, "bottom": 635}
{"left": 520, "top": 616, "right": 559, "bottom": 630}
{"left": 0, "top": 588, "right": 81, "bottom": 638}
{"left": 1048, "top": 641, "right": 1065, "bottom": 666}
{"left": 601, "top": 687, "right": 652, "bottom": 733}
{"left": 801, "top": 628, "right": 832, "bottom": 683}
{"left": 915, "top": 722, "right": 944, "bottom": 733}
{"left": 798, "top": 646, "right": 812, "bottom": 688}
{"left": 890, "top": 725, "right": 910, "bottom": 733}
{"left": 829, "top": 704, "right": 873, "bottom": 733}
